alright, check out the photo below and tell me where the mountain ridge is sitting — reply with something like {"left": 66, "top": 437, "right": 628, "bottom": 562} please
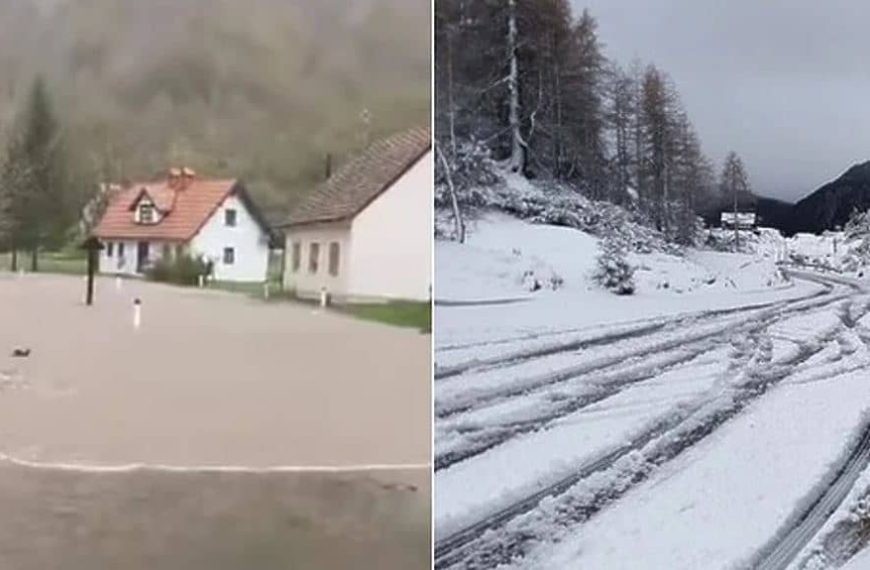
{"left": 703, "top": 160, "right": 870, "bottom": 236}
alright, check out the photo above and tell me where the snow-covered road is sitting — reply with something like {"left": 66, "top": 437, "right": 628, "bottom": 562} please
{"left": 435, "top": 270, "right": 870, "bottom": 570}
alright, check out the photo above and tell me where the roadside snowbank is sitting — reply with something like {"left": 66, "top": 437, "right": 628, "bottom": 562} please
{"left": 435, "top": 214, "right": 818, "bottom": 350}
{"left": 437, "top": 213, "right": 789, "bottom": 302}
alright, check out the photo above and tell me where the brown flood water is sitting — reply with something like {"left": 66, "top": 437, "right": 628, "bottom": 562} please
{"left": 0, "top": 274, "right": 431, "bottom": 568}
{"left": 0, "top": 465, "right": 429, "bottom": 569}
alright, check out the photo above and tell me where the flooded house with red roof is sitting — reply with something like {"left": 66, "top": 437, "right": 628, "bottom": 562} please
{"left": 92, "top": 168, "right": 273, "bottom": 282}
{"left": 278, "top": 127, "right": 432, "bottom": 302}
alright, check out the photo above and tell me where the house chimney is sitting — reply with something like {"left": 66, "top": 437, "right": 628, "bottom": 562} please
{"left": 168, "top": 167, "right": 182, "bottom": 189}
{"left": 325, "top": 154, "right": 332, "bottom": 180}
{"left": 178, "top": 167, "right": 196, "bottom": 190}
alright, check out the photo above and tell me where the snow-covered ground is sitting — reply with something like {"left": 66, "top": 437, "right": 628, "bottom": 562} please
{"left": 435, "top": 205, "right": 870, "bottom": 570}
{"left": 438, "top": 214, "right": 792, "bottom": 303}
{"left": 842, "top": 546, "right": 870, "bottom": 570}
{"left": 521, "top": 367, "right": 870, "bottom": 570}
{"left": 436, "top": 213, "right": 817, "bottom": 352}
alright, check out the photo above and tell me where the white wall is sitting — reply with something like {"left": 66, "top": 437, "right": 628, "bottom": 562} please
{"left": 189, "top": 194, "right": 270, "bottom": 282}
{"left": 99, "top": 239, "right": 140, "bottom": 276}
{"left": 282, "top": 223, "right": 351, "bottom": 297}
{"left": 347, "top": 150, "right": 432, "bottom": 301}
{"left": 99, "top": 239, "right": 176, "bottom": 276}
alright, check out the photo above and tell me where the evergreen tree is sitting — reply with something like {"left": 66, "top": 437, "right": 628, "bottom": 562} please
{"left": 720, "top": 151, "right": 752, "bottom": 251}
{"left": 434, "top": 3, "right": 725, "bottom": 247}
{"left": 638, "top": 65, "right": 676, "bottom": 233}
{"left": 2, "top": 77, "right": 69, "bottom": 270}
{"left": 604, "top": 63, "right": 638, "bottom": 204}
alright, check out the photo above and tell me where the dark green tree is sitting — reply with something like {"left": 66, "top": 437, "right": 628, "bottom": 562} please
{"left": 3, "top": 77, "right": 69, "bottom": 270}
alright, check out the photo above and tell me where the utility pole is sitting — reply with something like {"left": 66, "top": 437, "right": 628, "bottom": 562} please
{"left": 81, "top": 236, "right": 103, "bottom": 306}
{"left": 733, "top": 182, "right": 739, "bottom": 252}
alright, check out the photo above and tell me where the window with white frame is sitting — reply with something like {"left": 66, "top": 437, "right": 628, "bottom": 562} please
{"left": 225, "top": 209, "right": 237, "bottom": 227}
{"left": 106, "top": 242, "right": 114, "bottom": 257}
{"left": 138, "top": 203, "right": 156, "bottom": 224}
{"left": 223, "top": 247, "right": 235, "bottom": 265}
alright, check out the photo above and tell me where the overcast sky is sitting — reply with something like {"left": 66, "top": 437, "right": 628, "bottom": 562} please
{"left": 573, "top": 0, "right": 870, "bottom": 202}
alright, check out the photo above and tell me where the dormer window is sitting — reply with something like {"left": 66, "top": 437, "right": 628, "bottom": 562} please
{"left": 138, "top": 203, "right": 156, "bottom": 224}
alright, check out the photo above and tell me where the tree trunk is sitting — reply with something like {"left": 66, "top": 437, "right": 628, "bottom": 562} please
{"left": 446, "top": 26, "right": 457, "bottom": 157}
{"left": 10, "top": 247, "right": 17, "bottom": 272}
{"left": 507, "top": 0, "right": 523, "bottom": 173}
{"left": 30, "top": 248, "right": 38, "bottom": 272}
{"left": 552, "top": 31, "right": 563, "bottom": 179}
{"left": 436, "top": 145, "right": 465, "bottom": 244}
{"left": 733, "top": 180, "right": 739, "bottom": 252}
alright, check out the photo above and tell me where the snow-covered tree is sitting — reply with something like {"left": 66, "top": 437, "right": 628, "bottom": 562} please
{"left": 434, "top": 3, "right": 724, "bottom": 247}
{"left": 592, "top": 239, "right": 636, "bottom": 295}
{"left": 720, "top": 151, "right": 752, "bottom": 251}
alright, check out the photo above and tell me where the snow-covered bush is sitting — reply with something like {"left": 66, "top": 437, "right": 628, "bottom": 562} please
{"left": 483, "top": 173, "right": 679, "bottom": 254}
{"left": 434, "top": 161, "right": 685, "bottom": 261}
{"left": 592, "top": 240, "right": 636, "bottom": 295}
{"left": 520, "top": 268, "right": 564, "bottom": 293}
{"left": 842, "top": 208, "right": 870, "bottom": 273}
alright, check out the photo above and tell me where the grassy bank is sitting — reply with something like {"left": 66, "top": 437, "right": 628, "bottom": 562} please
{"left": 222, "top": 285, "right": 431, "bottom": 333}
{"left": 0, "top": 251, "right": 87, "bottom": 275}
{"left": 340, "top": 301, "right": 432, "bottom": 333}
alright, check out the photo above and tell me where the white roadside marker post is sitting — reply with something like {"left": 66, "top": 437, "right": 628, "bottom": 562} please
{"left": 133, "top": 298, "right": 142, "bottom": 330}
{"left": 264, "top": 282, "right": 270, "bottom": 300}
{"left": 320, "top": 287, "right": 328, "bottom": 308}
{"left": 115, "top": 276, "right": 122, "bottom": 291}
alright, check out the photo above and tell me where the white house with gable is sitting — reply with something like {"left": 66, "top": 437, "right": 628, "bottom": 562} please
{"left": 278, "top": 127, "right": 432, "bottom": 302}
{"left": 92, "top": 167, "right": 273, "bottom": 282}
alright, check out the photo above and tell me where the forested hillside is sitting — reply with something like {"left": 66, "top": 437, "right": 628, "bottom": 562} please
{"left": 0, "top": 0, "right": 430, "bottom": 221}
{"left": 434, "top": 0, "right": 753, "bottom": 245}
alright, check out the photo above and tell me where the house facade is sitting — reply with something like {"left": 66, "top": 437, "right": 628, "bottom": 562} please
{"left": 92, "top": 168, "right": 272, "bottom": 282}
{"left": 279, "top": 127, "right": 431, "bottom": 302}
{"left": 720, "top": 211, "right": 757, "bottom": 230}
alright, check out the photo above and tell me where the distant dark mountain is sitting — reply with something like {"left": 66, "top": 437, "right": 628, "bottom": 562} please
{"left": 699, "top": 192, "right": 792, "bottom": 231}
{"left": 700, "top": 162, "right": 870, "bottom": 236}
{"left": 787, "top": 161, "right": 870, "bottom": 235}
{"left": 754, "top": 196, "right": 794, "bottom": 231}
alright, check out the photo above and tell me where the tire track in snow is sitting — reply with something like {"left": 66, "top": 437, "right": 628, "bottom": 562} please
{"left": 435, "top": 287, "right": 831, "bottom": 381}
{"left": 752, "top": 421, "right": 870, "bottom": 570}
{"left": 436, "top": 288, "right": 844, "bottom": 420}
{"left": 436, "top": 328, "right": 847, "bottom": 570}
{"left": 748, "top": 298, "right": 870, "bottom": 570}
{"left": 435, "top": 340, "right": 722, "bottom": 471}
{"left": 436, "top": 286, "right": 852, "bottom": 471}
{"left": 435, "top": 274, "right": 865, "bottom": 570}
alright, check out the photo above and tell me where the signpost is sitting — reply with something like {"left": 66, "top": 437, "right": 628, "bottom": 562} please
{"left": 80, "top": 236, "right": 104, "bottom": 306}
